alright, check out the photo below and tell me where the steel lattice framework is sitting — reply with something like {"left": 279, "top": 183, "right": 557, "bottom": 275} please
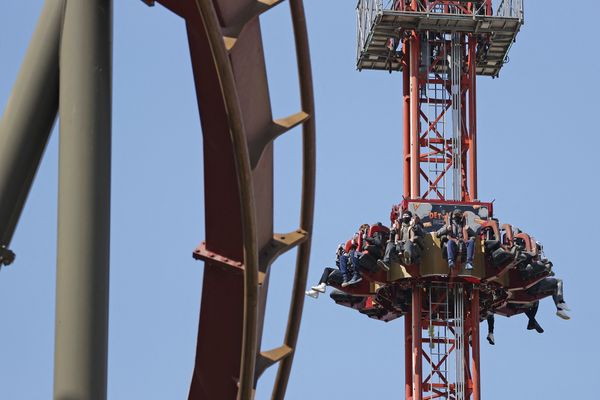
{"left": 357, "top": 1, "right": 524, "bottom": 399}
{"left": 404, "top": 29, "right": 478, "bottom": 201}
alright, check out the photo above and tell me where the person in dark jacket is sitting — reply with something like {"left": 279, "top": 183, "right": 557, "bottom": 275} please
{"left": 379, "top": 210, "right": 424, "bottom": 270}
{"left": 306, "top": 244, "right": 346, "bottom": 299}
{"left": 435, "top": 209, "right": 477, "bottom": 270}
{"left": 345, "top": 224, "right": 370, "bottom": 286}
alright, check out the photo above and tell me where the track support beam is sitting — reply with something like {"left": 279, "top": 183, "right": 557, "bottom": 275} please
{"left": 54, "top": 1, "right": 112, "bottom": 399}
{"left": 0, "top": 0, "right": 64, "bottom": 248}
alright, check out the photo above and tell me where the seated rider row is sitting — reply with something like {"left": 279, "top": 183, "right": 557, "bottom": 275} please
{"left": 488, "top": 240, "right": 570, "bottom": 344}
{"left": 305, "top": 224, "right": 370, "bottom": 298}
{"left": 306, "top": 209, "right": 475, "bottom": 298}
{"left": 305, "top": 208, "right": 571, "bottom": 338}
{"left": 306, "top": 214, "right": 423, "bottom": 298}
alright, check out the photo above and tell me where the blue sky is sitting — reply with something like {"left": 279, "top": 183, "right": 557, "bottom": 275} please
{"left": 0, "top": 1, "right": 597, "bottom": 399}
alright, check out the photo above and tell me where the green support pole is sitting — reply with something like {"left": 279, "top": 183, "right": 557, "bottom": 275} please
{"left": 0, "top": 0, "right": 64, "bottom": 248}
{"left": 54, "top": 0, "right": 112, "bottom": 399}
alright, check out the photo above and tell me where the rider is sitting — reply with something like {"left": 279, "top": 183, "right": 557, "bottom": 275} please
{"left": 379, "top": 210, "right": 424, "bottom": 270}
{"left": 435, "top": 209, "right": 476, "bottom": 270}
{"left": 305, "top": 244, "right": 346, "bottom": 299}
{"left": 529, "top": 276, "right": 571, "bottom": 320}
{"left": 345, "top": 224, "right": 370, "bottom": 286}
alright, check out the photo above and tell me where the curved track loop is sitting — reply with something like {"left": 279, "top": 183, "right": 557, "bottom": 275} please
{"left": 149, "top": 0, "right": 315, "bottom": 398}
{"left": 194, "top": 1, "right": 315, "bottom": 397}
{"left": 191, "top": 1, "right": 260, "bottom": 398}
{"left": 272, "top": 2, "right": 315, "bottom": 398}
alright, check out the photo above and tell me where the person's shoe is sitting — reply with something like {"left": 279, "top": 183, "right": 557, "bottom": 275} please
{"left": 557, "top": 302, "right": 571, "bottom": 311}
{"left": 527, "top": 319, "right": 544, "bottom": 333}
{"left": 448, "top": 260, "right": 455, "bottom": 269}
{"left": 341, "top": 280, "right": 351, "bottom": 288}
{"left": 377, "top": 259, "right": 390, "bottom": 272}
{"left": 526, "top": 320, "right": 534, "bottom": 330}
{"left": 0, "top": 245, "right": 15, "bottom": 266}
{"left": 486, "top": 333, "right": 495, "bottom": 345}
{"left": 556, "top": 309, "right": 571, "bottom": 320}
{"left": 305, "top": 289, "right": 319, "bottom": 299}
{"left": 311, "top": 283, "right": 327, "bottom": 293}
{"left": 348, "top": 275, "right": 363, "bottom": 285}
{"left": 465, "top": 262, "right": 473, "bottom": 270}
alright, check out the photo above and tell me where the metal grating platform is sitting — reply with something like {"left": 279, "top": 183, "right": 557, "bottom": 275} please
{"left": 357, "top": 11, "right": 523, "bottom": 77}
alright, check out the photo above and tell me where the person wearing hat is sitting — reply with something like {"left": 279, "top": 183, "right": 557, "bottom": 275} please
{"left": 435, "top": 209, "right": 476, "bottom": 270}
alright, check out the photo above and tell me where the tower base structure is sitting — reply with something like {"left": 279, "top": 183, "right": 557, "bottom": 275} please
{"left": 407, "top": 282, "right": 481, "bottom": 400}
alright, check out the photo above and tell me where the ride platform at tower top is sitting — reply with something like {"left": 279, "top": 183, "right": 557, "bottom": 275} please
{"left": 357, "top": 0, "right": 524, "bottom": 76}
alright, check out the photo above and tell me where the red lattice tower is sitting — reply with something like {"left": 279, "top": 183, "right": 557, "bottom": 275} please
{"left": 357, "top": 1, "right": 523, "bottom": 398}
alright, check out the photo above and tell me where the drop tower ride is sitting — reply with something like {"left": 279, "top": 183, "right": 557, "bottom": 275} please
{"left": 356, "top": 1, "right": 524, "bottom": 399}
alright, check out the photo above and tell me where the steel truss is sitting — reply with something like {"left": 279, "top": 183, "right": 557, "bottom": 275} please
{"left": 400, "top": 2, "right": 487, "bottom": 399}
{"left": 403, "top": 20, "right": 479, "bottom": 201}
{"left": 408, "top": 284, "right": 481, "bottom": 400}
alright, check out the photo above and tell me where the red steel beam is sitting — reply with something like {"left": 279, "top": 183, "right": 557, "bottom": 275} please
{"left": 409, "top": 34, "right": 421, "bottom": 198}
{"left": 468, "top": 37, "right": 478, "bottom": 199}
{"left": 403, "top": 43, "right": 411, "bottom": 198}
{"left": 470, "top": 289, "right": 481, "bottom": 400}
{"left": 405, "top": 310, "right": 414, "bottom": 400}
{"left": 412, "top": 286, "right": 423, "bottom": 400}
{"left": 168, "top": 1, "right": 274, "bottom": 398}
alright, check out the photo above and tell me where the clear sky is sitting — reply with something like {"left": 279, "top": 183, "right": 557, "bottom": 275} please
{"left": 0, "top": 1, "right": 597, "bottom": 399}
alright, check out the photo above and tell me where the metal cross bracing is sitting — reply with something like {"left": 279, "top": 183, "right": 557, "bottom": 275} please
{"left": 401, "top": 4, "right": 486, "bottom": 398}
{"left": 409, "top": 283, "right": 482, "bottom": 400}
{"left": 403, "top": 25, "right": 479, "bottom": 202}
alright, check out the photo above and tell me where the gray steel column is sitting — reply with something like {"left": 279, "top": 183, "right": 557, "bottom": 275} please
{"left": 0, "top": 0, "right": 65, "bottom": 247}
{"left": 54, "top": 0, "right": 112, "bottom": 399}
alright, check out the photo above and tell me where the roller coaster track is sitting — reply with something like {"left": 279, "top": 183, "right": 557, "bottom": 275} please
{"left": 145, "top": 0, "right": 315, "bottom": 398}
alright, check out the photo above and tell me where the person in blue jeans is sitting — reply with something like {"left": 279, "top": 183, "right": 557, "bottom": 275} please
{"left": 341, "top": 237, "right": 363, "bottom": 286}
{"left": 305, "top": 228, "right": 366, "bottom": 298}
{"left": 435, "top": 209, "right": 476, "bottom": 270}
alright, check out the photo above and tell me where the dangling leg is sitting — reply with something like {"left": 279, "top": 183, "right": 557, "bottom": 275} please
{"left": 486, "top": 314, "right": 495, "bottom": 345}
{"left": 465, "top": 238, "right": 475, "bottom": 270}
{"left": 378, "top": 241, "right": 396, "bottom": 271}
{"left": 313, "top": 267, "right": 335, "bottom": 292}
{"left": 347, "top": 250, "right": 363, "bottom": 285}
{"left": 447, "top": 240, "right": 458, "bottom": 268}
{"left": 552, "top": 278, "right": 570, "bottom": 319}
{"left": 525, "top": 302, "right": 544, "bottom": 333}
{"left": 339, "top": 254, "right": 351, "bottom": 287}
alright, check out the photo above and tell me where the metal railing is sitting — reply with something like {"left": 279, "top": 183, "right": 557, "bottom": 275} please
{"left": 356, "top": 0, "right": 383, "bottom": 60}
{"left": 497, "top": 0, "right": 524, "bottom": 20}
{"left": 357, "top": 0, "right": 524, "bottom": 63}
{"left": 391, "top": 1, "right": 488, "bottom": 15}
